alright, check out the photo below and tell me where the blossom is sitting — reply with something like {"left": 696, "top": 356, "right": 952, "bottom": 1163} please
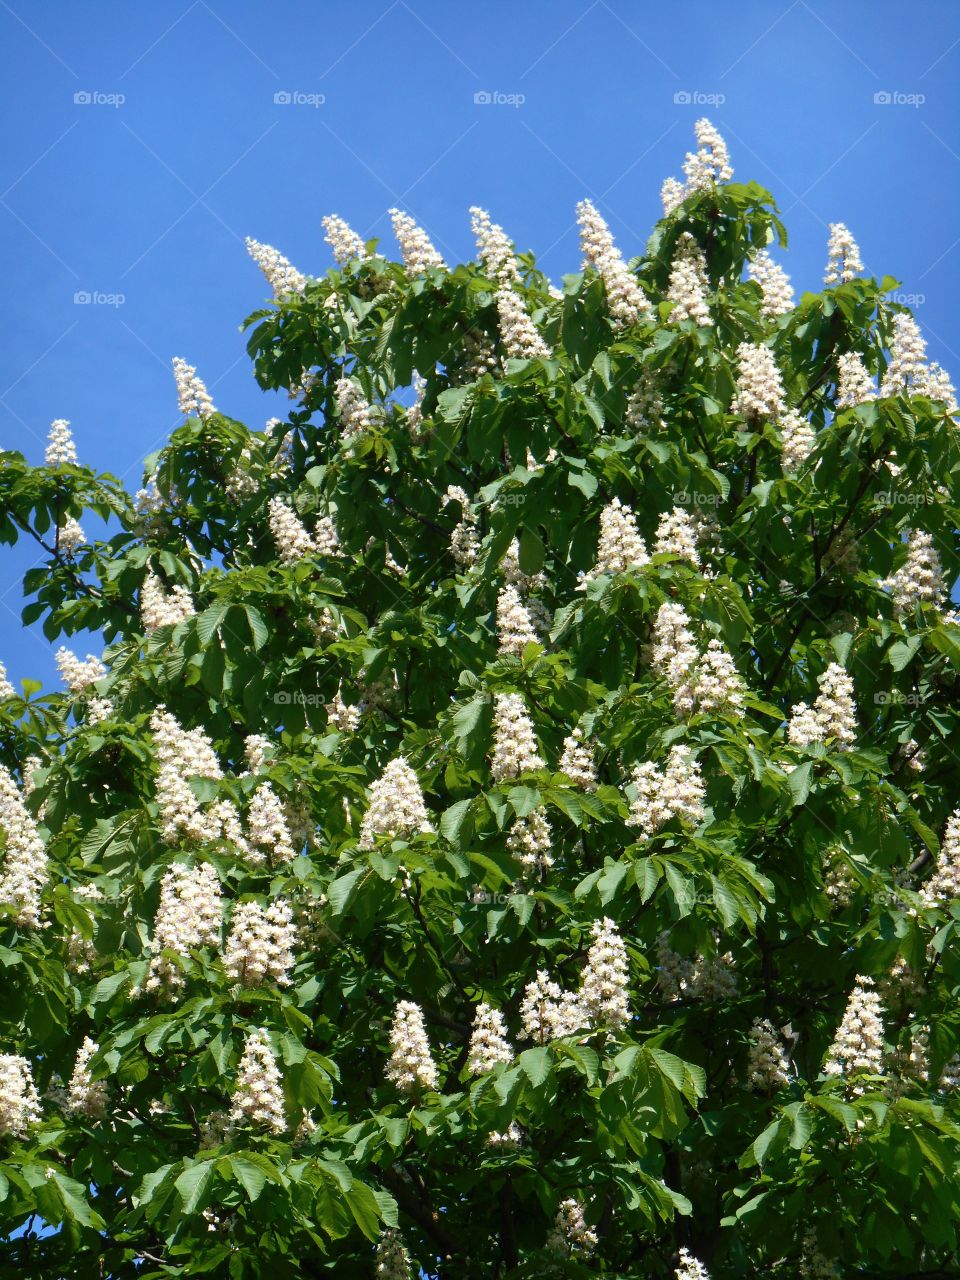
{"left": 625, "top": 368, "right": 664, "bottom": 432}
{"left": 230, "top": 1028, "right": 286, "bottom": 1133}
{"left": 45, "top": 418, "right": 77, "bottom": 466}
{"left": 627, "top": 746, "right": 705, "bottom": 839}
{"left": 520, "top": 971, "right": 584, "bottom": 1042}
{"left": 375, "top": 1229, "right": 413, "bottom": 1279}
{"left": 0, "top": 1054, "right": 42, "bottom": 1137}
{"left": 358, "top": 757, "right": 433, "bottom": 851}
{"left": 787, "top": 701, "right": 823, "bottom": 748}
{"left": 247, "top": 783, "right": 297, "bottom": 865}
{"left": 496, "top": 287, "right": 551, "bottom": 359}
{"left": 65, "top": 1037, "right": 107, "bottom": 1118}
{"left": 836, "top": 351, "right": 876, "bottom": 407}
{"left": 496, "top": 584, "right": 539, "bottom": 656}
{"left": 824, "top": 222, "right": 863, "bottom": 286}
{"left": 145, "top": 862, "right": 223, "bottom": 994}
{"left": 406, "top": 372, "right": 427, "bottom": 434}
{"left": 919, "top": 809, "right": 960, "bottom": 907}
{"left": 747, "top": 250, "right": 794, "bottom": 318}
{"left": 823, "top": 975, "right": 885, "bottom": 1081}
{"left": 149, "top": 707, "right": 228, "bottom": 845}
{"left": 485, "top": 1122, "right": 523, "bottom": 1149}
{"left": 326, "top": 686, "right": 361, "bottom": 733}
{"left": 660, "top": 176, "right": 686, "bottom": 215}
{"left": 746, "top": 1018, "right": 791, "bottom": 1090}
{"left": 55, "top": 647, "right": 105, "bottom": 694}
{"left": 467, "top": 1003, "right": 513, "bottom": 1074}
{"left": 880, "top": 528, "right": 947, "bottom": 614}
{"left": 0, "top": 764, "right": 48, "bottom": 928}
{"left": 442, "top": 486, "right": 480, "bottom": 567}
{"left": 576, "top": 198, "right": 650, "bottom": 329}
{"left": 245, "top": 236, "right": 307, "bottom": 299}
{"left": 388, "top": 208, "right": 446, "bottom": 274}
{"left": 385, "top": 1000, "right": 438, "bottom": 1093}
{"left": 667, "top": 232, "right": 712, "bottom": 326}
{"left": 224, "top": 899, "right": 297, "bottom": 987}
{"left": 692, "top": 639, "right": 745, "bottom": 715}
{"left": 780, "top": 409, "right": 816, "bottom": 472}
{"left": 322, "top": 214, "right": 366, "bottom": 264}
{"left": 501, "top": 537, "right": 546, "bottom": 594}
{"left": 655, "top": 933, "right": 738, "bottom": 1001}
{"left": 788, "top": 664, "right": 856, "bottom": 750}
{"left": 336, "top": 376, "right": 377, "bottom": 442}
{"left": 558, "top": 727, "right": 597, "bottom": 791}
{"left": 469, "top": 206, "right": 519, "bottom": 283}
{"left": 654, "top": 506, "right": 700, "bottom": 567}
{"left": 0, "top": 663, "right": 14, "bottom": 700}
{"left": 57, "top": 518, "right": 86, "bottom": 558}
{"left": 682, "top": 118, "right": 734, "bottom": 190}
{"left": 651, "top": 602, "right": 699, "bottom": 713}
{"left": 141, "top": 571, "right": 195, "bottom": 634}
{"left": 507, "top": 807, "right": 554, "bottom": 876}
{"left": 579, "top": 498, "right": 648, "bottom": 585}
{"left": 732, "top": 342, "right": 786, "bottom": 419}
{"left": 172, "top": 357, "right": 216, "bottom": 419}
{"left": 579, "top": 917, "right": 630, "bottom": 1030}
{"left": 547, "top": 1197, "right": 598, "bottom": 1256}
{"left": 490, "top": 694, "right": 544, "bottom": 781}
{"left": 676, "top": 1248, "right": 711, "bottom": 1280}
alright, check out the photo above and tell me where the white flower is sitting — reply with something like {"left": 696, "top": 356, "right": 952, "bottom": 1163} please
{"left": 358, "top": 757, "right": 434, "bottom": 850}
{"left": 470, "top": 206, "right": 519, "bottom": 284}
{"left": 660, "top": 176, "right": 686, "bottom": 216}
{"left": 247, "top": 784, "right": 297, "bottom": 865}
{"left": 732, "top": 341, "right": 786, "bottom": 420}
{"left": 824, "top": 222, "right": 863, "bottom": 285}
{"left": 547, "top": 1197, "right": 598, "bottom": 1256}
{"left": 57, "top": 518, "right": 86, "bottom": 558}
{"left": 654, "top": 506, "right": 700, "bottom": 567}
{"left": 519, "top": 971, "right": 585, "bottom": 1043}
{"left": 676, "top": 1247, "right": 711, "bottom": 1280}
{"left": 0, "top": 764, "right": 48, "bottom": 928}
{"left": 55, "top": 647, "right": 105, "bottom": 695}
{"left": 65, "top": 1037, "right": 107, "bottom": 1118}
{"left": 467, "top": 1003, "right": 513, "bottom": 1074}
{"left": 507, "top": 807, "right": 554, "bottom": 876}
{"left": 692, "top": 639, "right": 745, "bottom": 715}
{"left": 145, "top": 862, "right": 222, "bottom": 994}
{"left": 501, "top": 537, "right": 546, "bottom": 594}
{"left": 651, "top": 602, "right": 699, "bottom": 714}
{"left": 579, "top": 498, "right": 648, "bottom": 586}
{"left": 490, "top": 694, "right": 544, "bottom": 781}
{"left": 558, "top": 728, "right": 597, "bottom": 791}
{"left": 149, "top": 707, "right": 227, "bottom": 845}
{"left": 268, "top": 497, "right": 337, "bottom": 563}
{"left": 787, "top": 700, "right": 823, "bottom": 748}
{"left": 230, "top": 1028, "right": 286, "bottom": 1133}
{"left": 496, "top": 288, "right": 551, "bottom": 360}
{"left": 579, "top": 917, "right": 630, "bottom": 1030}
{"left": 496, "top": 584, "right": 539, "bottom": 656}
{"left": 627, "top": 746, "right": 705, "bottom": 839}
{"left": 780, "top": 409, "right": 816, "bottom": 472}
{"left": 576, "top": 198, "right": 650, "bottom": 329}
{"left": 389, "top": 208, "right": 446, "bottom": 274}
{"left": 813, "top": 663, "right": 857, "bottom": 748}
{"left": 141, "top": 571, "right": 194, "bottom": 634}
{"left": 0, "top": 1054, "right": 42, "bottom": 1137}
{"left": 880, "top": 528, "right": 946, "bottom": 614}
{"left": 172, "top": 357, "right": 216, "bottom": 419}
{"left": 667, "top": 232, "right": 712, "bottom": 326}
{"left": 747, "top": 250, "right": 794, "bottom": 318}
{"left": 485, "top": 1121, "right": 523, "bottom": 1149}
{"left": 322, "top": 214, "right": 366, "bottom": 264}
{"left": 385, "top": 1000, "right": 438, "bottom": 1093}
{"left": 919, "top": 810, "right": 960, "bottom": 907}
{"left": 406, "top": 372, "right": 427, "bottom": 434}
{"left": 336, "top": 376, "right": 377, "bottom": 442}
{"left": 442, "top": 486, "right": 480, "bottom": 568}
{"left": 625, "top": 369, "right": 664, "bottom": 432}
{"left": 682, "top": 118, "right": 734, "bottom": 191}
{"left": 326, "top": 686, "right": 361, "bottom": 733}
{"left": 823, "top": 975, "right": 885, "bottom": 1081}
{"left": 746, "top": 1018, "right": 790, "bottom": 1090}
{"left": 245, "top": 237, "right": 307, "bottom": 299}
{"left": 0, "top": 662, "right": 15, "bottom": 700}
{"left": 45, "top": 418, "right": 77, "bottom": 467}
{"left": 375, "top": 1229, "right": 413, "bottom": 1279}
{"left": 224, "top": 899, "right": 297, "bottom": 987}
{"left": 836, "top": 352, "right": 876, "bottom": 408}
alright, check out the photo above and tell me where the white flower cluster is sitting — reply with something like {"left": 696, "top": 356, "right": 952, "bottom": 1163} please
{"left": 467, "top": 1002, "right": 514, "bottom": 1074}
{"left": 172, "top": 357, "right": 216, "bottom": 419}
{"left": 375, "top": 1229, "right": 412, "bottom": 1279}
{"left": 746, "top": 1017, "right": 791, "bottom": 1090}
{"left": 799, "top": 1229, "right": 842, "bottom": 1279}
{"left": 547, "top": 1197, "right": 598, "bottom": 1256}
{"left": 470, "top": 206, "right": 519, "bottom": 284}
{"left": 224, "top": 899, "right": 297, "bottom": 987}
{"left": 579, "top": 917, "right": 630, "bottom": 1030}
{"left": 579, "top": 497, "right": 648, "bottom": 586}
{"left": 406, "top": 372, "right": 427, "bottom": 435}
{"left": 676, "top": 1248, "right": 711, "bottom": 1280}
{"left": 576, "top": 198, "right": 650, "bottom": 329}
{"left": 496, "top": 584, "right": 539, "bottom": 656}
{"left": 667, "top": 232, "right": 712, "bottom": 326}
{"left": 823, "top": 223, "right": 863, "bottom": 285}
{"left": 65, "top": 1037, "right": 107, "bottom": 1118}
{"left": 880, "top": 528, "right": 946, "bottom": 614}
{"left": 441, "top": 486, "right": 480, "bottom": 568}
{"left": 389, "top": 208, "right": 446, "bottom": 274}
{"left": 654, "top": 506, "right": 700, "bottom": 567}
{"left": 247, "top": 783, "right": 297, "bottom": 865}
{"left": 358, "top": 757, "right": 434, "bottom": 851}
{"left": 141, "top": 571, "right": 195, "bottom": 634}
{"left": 150, "top": 707, "right": 230, "bottom": 844}
{"left": 326, "top": 686, "right": 361, "bottom": 733}
{"left": 656, "top": 933, "right": 738, "bottom": 1001}
{"left": 732, "top": 342, "right": 786, "bottom": 419}
{"left": 55, "top": 647, "right": 105, "bottom": 694}
{"left": 747, "top": 250, "right": 794, "bottom": 318}
{"left": 67, "top": 883, "right": 102, "bottom": 973}
{"left": 780, "top": 409, "right": 816, "bottom": 472}
{"left": 627, "top": 746, "right": 705, "bottom": 839}
{"left": 496, "top": 287, "right": 551, "bottom": 360}
{"left": 322, "top": 214, "right": 367, "bottom": 264}
{"left": 0, "top": 1053, "right": 42, "bottom": 1137}
{"left": 558, "top": 728, "right": 597, "bottom": 791}
{"left": 787, "top": 663, "right": 857, "bottom": 750}
{"left": 45, "top": 418, "right": 78, "bottom": 467}
{"left": 459, "top": 329, "right": 500, "bottom": 383}
{"left": 267, "top": 496, "right": 339, "bottom": 563}
{"left": 625, "top": 368, "right": 664, "bottom": 432}
{"left": 502, "top": 537, "right": 546, "bottom": 594}
{"left": 336, "top": 376, "right": 377, "bottom": 442}
{"left": 836, "top": 351, "right": 876, "bottom": 408}
{"left": 230, "top": 1028, "right": 286, "bottom": 1134}
{"left": 485, "top": 1121, "right": 523, "bottom": 1149}
{"left": 520, "top": 971, "right": 584, "bottom": 1043}
{"left": 491, "top": 694, "right": 545, "bottom": 781}
{"left": 823, "top": 975, "right": 885, "bottom": 1082}
{"left": 145, "top": 861, "right": 223, "bottom": 994}
{"left": 0, "top": 662, "right": 14, "bottom": 700}
{"left": 919, "top": 810, "right": 960, "bottom": 908}
{"left": 684, "top": 118, "right": 734, "bottom": 190}
{"left": 0, "top": 764, "right": 48, "bottom": 928}
{"left": 245, "top": 237, "right": 307, "bottom": 299}
{"left": 385, "top": 1000, "right": 438, "bottom": 1093}
{"left": 651, "top": 603, "right": 743, "bottom": 718}
{"left": 58, "top": 518, "right": 86, "bottom": 558}
{"left": 507, "top": 807, "right": 554, "bottom": 876}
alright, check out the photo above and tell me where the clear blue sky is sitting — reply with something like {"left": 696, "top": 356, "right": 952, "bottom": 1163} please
{"left": 1, "top": 0, "right": 958, "bottom": 689}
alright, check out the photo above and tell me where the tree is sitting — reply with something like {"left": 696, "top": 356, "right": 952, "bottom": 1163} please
{"left": 1, "top": 118, "right": 959, "bottom": 1278}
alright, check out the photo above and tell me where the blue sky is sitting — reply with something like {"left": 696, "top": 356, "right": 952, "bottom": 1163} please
{"left": 1, "top": 0, "right": 958, "bottom": 689}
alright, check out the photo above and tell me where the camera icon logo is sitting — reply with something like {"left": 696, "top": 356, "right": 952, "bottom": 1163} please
{"left": 474, "top": 90, "right": 492, "bottom": 104}
{"left": 274, "top": 90, "right": 292, "bottom": 105}
{"left": 74, "top": 91, "right": 92, "bottom": 105}
{"left": 673, "top": 90, "right": 692, "bottom": 104}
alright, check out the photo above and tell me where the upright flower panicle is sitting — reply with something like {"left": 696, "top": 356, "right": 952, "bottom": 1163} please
{"left": 55, "top": 647, "right": 106, "bottom": 694}
{"left": 230, "top": 1028, "right": 286, "bottom": 1133}
{"left": 0, "top": 663, "right": 14, "bottom": 701}
{"left": 442, "top": 486, "right": 480, "bottom": 568}
{"left": 666, "top": 232, "right": 712, "bottom": 326}
{"left": 389, "top": 208, "right": 446, "bottom": 273}
{"left": 336, "top": 376, "right": 377, "bottom": 442}
{"left": 65, "top": 1037, "right": 107, "bottom": 1118}
{"left": 576, "top": 198, "right": 650, "bottom": 329}
{"left": 490, "top": 694, "right": 544, "bottom": 781}
{"left": 358, "top": 757, "right": 434, "bottom": 850}
{"left": 467, "top": 1003, "right": 513, "bottom": 1074}
{"left": 141, "top": 571, "right": 195, "bottom": 634}
{"left": 496, "top": 584, "right": 539, "bottom": 656}
{"left": 246, "top": 783, "right": 297, "bottom": 865}
{"left": 823, "top": 976, "right": 885, "bottom": 1082}
{"left": 172, "top": 357, "right": 216, "bottom": 419}
{"left": 654, "top": 507, "right": 700, "bottom": 567}
{"left": 0, "top": 764, "right": 48, "bottom": 928}
{"left": 780, "top": 409, "right": 816, "bottom": 472}
{"left": 558, "top": 727, "right": 597, "bottom": 791}
{"left": 547, "top": 1197, "right": 598, "bottom": 1257}
{"left": 322, "top": 214, "right": 366, "bottom": 264}
{"left": 824, "top": 223, "right": 864, "bottom": 285}
{"left": 520, "top": 971, "right": 584, "bottom": 1043}
{"left": 919, "top": 810, "right": 960, "bottom": 907}
{"left": 836, "top": 351, "right": 876, "bottom": 407}
{"left": 470, "top": 206, "right": 519, "bottom": 283}
{"left": 676, "top": 1248, "right": 711, "bottom": 1280}
{"left": 747, "top": 249, "right": 794, "bottom": 318}
{"left": 683, "top": 118, "right": 734, "bottom": 190}
{"left": 45, "top": 418, "right": 77, "bottom": 467}
{"left": 507, "top": 806, "right": 554, "bottom": 876}
{"left": 579, "top": 497, "right": 648, "bottom": 585}
{"left": 496, "top": 288, "right": 551, "bottom": 359}
{"left": 627, "top": 746, "right": 705, "bottom": 839}
{"left": 145, "top": 861, "right": 223, "bottom": 994}
{"left": 732, "top": 342, "right": 786, "bottom": 419}
{"left": 385, "top": 1000, "right": 438, "bottom": 1093}
{"left": 375, "top": 1229, "right": 413, "bottom": 1279}
{"left": 746, "top": 1018, "right": 791, "bottom": 1091}
{"left": 579, "top": 917, "right": 630, "bottom": 1030}
{"left": 0, "top": 1054, "right": 42, "bottom": 1137}
{"left": 880, "top": 529, "right": 946, "bottom": 614}
{"left": 245, "top": 236, "right": 307, "bottom": 298}
{"left": 224, "top": 899, "right": 297, "bottom": 987}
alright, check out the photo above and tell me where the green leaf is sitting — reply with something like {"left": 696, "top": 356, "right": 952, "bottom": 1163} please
{"left": 518, "top": 1046, "right": 552, "bottom": 1087}
{"left": 175, "top": 1161, "right": 216, "bottom": 1215}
